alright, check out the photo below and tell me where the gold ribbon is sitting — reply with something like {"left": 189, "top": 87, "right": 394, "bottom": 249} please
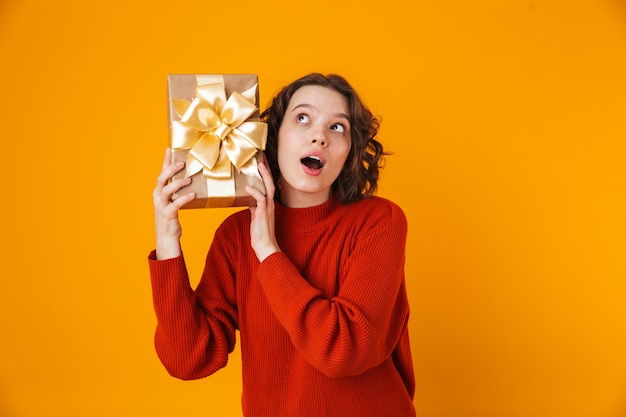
{"left": 170, "top": 80, "right": 267, "bottom": 201}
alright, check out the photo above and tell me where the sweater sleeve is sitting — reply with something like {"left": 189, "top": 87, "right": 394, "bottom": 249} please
{"left": 256, "top": 202, "right": 410, "bottom": 378}
{"left": 148, "top": 245, "right": 238, "bottom": 380}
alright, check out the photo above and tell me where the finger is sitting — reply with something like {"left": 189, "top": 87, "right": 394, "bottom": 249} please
{"left": 154, "top": 175, "right": 190, "bottom": 206}
{"left": 169, "top": 192, "right": 195, "bottom": 211}
{"left": 161, "top": 147, "right": 172, "bottom": 172}
{"left": 245, "top": 185, "right": 265, "bottom": 206}
{"left": 157, "top": 147, "right": 177, "bottom": 183}
{"left": 257, "top": 162, "right": 275, "bottom": 198}
{"left": 161, "top": 176, "right": 192, "bottom": 199}
{"left": 156, "top": 160, "right": 185, "bottom": 189}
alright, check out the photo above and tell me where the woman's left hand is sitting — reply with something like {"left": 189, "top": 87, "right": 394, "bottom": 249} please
{"left": 246, "top": 161, "right": 280, "bottom": 262}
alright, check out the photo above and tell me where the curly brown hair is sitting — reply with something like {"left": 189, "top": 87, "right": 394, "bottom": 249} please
{"left": 260, "top": 73, "right": 388, "bottom": 204}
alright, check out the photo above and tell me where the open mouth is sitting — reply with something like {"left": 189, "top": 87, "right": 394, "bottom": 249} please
{"left": 301, "top": 155, "right": 324, "bottom": 170}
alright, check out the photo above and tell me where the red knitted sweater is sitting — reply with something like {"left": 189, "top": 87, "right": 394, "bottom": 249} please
{"left": 148, "top": 195, "right": 416, "bottom": 417}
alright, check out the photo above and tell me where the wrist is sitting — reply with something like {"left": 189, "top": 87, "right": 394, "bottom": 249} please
{"left": 155, "top": 237, "right": 182, "bottom": 260}
{"left": 257, "top": 246, "right": 280, "bottom": 263}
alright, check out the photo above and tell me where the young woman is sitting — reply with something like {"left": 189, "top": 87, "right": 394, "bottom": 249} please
{"left": 150, "top": 73, "right": 416, "bottom": 416}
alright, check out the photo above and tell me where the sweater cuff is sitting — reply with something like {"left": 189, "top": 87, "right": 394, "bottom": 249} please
{"left": 257, "top": 252, "right": 320, "bottom": 308}
{"left": 148, "top": 250, "right": 190, "bottom": 294}
{"left": 148, "top": 249, "right": 185, "bottom": 271}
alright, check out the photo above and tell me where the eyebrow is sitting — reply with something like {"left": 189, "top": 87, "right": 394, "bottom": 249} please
{"left": 291, "top": 103, "right": 351, "bottom": 122}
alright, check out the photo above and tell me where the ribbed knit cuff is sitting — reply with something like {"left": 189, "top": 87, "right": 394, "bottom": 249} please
{"left": 257, "top": 252, "right": 320, "bottom": 316}
{"left": 147, "top": 250, "right": 192, "bottom": 304}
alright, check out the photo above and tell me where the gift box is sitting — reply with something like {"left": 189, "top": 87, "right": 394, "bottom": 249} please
{"left": 167, "top": 74, "right": 268, "bottom": 209}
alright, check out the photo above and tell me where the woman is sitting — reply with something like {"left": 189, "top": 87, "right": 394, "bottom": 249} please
{"left": 150, "top": 73, "right": 416, "bottom": 416}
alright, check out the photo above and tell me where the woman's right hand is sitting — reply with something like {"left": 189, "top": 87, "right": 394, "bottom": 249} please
{"left": 152, "top": 147, "right": 195, "bottom": 260}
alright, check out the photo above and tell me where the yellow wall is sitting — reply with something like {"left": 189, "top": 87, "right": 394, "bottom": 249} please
{"left": 1, "top": 1, "right": 625, "bottom": 416}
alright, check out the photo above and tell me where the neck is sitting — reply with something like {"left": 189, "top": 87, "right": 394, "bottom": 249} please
{"left": 279, "top": 186, "right": 333, "bottom": 208}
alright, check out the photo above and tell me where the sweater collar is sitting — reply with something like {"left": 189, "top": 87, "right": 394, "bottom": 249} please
{"left": 275, "top": 195, "right": 342, "bottom": 233}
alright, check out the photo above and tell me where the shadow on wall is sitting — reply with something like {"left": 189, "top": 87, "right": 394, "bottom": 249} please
{"left": 0, "top": 0, "right": 18, "bottom": 34}
{"left": 611, "top": 0, "right": 626, "bottom": 21}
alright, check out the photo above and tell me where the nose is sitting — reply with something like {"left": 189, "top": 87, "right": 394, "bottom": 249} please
{"left": 311, "top": 135, "right": 327, "bottom": 147}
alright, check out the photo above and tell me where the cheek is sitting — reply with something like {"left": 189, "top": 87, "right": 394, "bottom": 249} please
{"left": 276, "top": 132, "right": 291, "bottom": 172}
{"left": 337, "top": 139, "right": 352, "bottom": 164}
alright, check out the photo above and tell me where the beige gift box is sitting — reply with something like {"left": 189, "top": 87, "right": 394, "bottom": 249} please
{"left": 167, "top": 74, "right": 267, "bottom": 209}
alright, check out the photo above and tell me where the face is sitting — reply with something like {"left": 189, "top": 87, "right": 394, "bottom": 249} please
{"left": 277, "top": 85, "right": 352, "bottom": 208}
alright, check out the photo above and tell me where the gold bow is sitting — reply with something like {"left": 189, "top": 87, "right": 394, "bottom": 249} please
{"left": 170, "top": 81, "right": 267, "bottom": 188}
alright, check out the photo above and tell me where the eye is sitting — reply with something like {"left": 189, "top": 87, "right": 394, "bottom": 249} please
{"left": 330, "top": 123, "right": 346, "bottom": 133}
{"left": 296, "top": 113, "right": 310, "bottom": 123}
